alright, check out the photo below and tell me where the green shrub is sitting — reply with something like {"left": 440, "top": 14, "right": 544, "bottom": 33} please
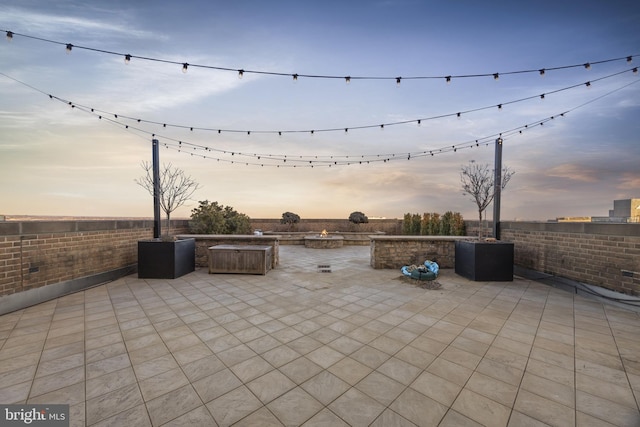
{"left": 451, "top": 212, "right": 466, "bottom": 236}
{"left": 280, "top": 212, "right": 301, "bottom": 231}
{"left": 411, "top": 214, "right": 421, "bottom": 235}
{"left": 189, "top": 200, "right": 251, "bottom": 234}
{"left": 440, "top": 211, "right": 453, "bottom": 236}
{"left": 348, "top": 211, "right": 369, "bottom": 224}
{"left": 427, "top": 212, "right": 440, "bottom": 235}
{"left": 402, "top": 211, "right": 465, "bottom": 235}
{"left": 402, "top": 213, "right": 413, "bottom": 234}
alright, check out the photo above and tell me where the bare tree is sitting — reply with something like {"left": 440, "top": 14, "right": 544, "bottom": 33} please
{"left": 460, "top": 161, "right": 514, "bottom": 237}
{"left": 135, "top": 162, "right": 201, "bottom": 235}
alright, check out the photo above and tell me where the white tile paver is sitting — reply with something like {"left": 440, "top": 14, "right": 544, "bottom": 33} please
{"left": 1, "top": 245, "right": 639, "bottom": 426}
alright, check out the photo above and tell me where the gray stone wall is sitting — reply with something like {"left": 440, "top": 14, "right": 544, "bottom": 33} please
{"left": 369, "top": 236, "right": 469, "bottom": 269}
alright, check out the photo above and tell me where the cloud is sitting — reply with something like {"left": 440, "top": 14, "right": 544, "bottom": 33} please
{"left": 618, "top": 173, "right": 640, "bottom": 190}
{"left": 545, "top": 163, "right": 598, "bottom": 183}
{"left": 44, "top": 191, "right": 85, "bottom": 198}
{"left": 1, "top": 5, "right": 159, "bottom": 40}
{"left": 96, "top": 57, "right": 247, "bottom": 113}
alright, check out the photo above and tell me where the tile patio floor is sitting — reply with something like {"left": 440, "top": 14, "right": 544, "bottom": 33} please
{"left": 1, "top": 245, "right": 639, "bottom": 426}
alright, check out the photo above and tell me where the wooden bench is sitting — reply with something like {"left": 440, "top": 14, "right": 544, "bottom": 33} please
{"left": 208, "top": 245, "right": 273, "bottom": 275}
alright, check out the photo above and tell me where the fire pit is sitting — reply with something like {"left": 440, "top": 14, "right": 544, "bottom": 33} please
{"left": 304, "top": 230, "right": 344, "bottom": 249}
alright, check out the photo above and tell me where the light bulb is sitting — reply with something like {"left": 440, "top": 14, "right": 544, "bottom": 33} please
{"left": 396, "top": 77, "right": 401, "bottom": 87}
{"left": 498, "top": 104, "right": 502, "bottom": 110}
{"left": 66, "top": 43, "right": 73, "bottom": 53}
{"left": 6, "top": 31, "right": 13, "bottom": 41}
{"left": 182, "top": 63, "right": 188, "bottom": 73}
{"left": 124, "top": 54, "right": 131, "bottom": 64}
{"left": 238, "top": 69, "right": 244, "bottom": 79}
{"left": 539, "top": 69, "right": 545, "bottom": 77}
{"left": 633, "top": 67, "right": 638, "bottom": 74}
{"left": 585, "top": 81, "right": 591, "bottom": 88}
{"left": 493, "top": 73, "right": 499, "bottom": 81}
{"left": 345, "top": 76, "right": 351, "bottom": 84}
{"left": 584, "top": 63, "right": 591, "bottom": 70}
{"left": 540, "top": 94, "right": 545, "bottom": 100}
{"left": 445, "top": 76, "right": 451, "bottom": 84}
{"left": 292, "top": 74, "right": 298, "bottom": 82}
{"left": 627, "top": 56, "right": 632, "bottom": 64}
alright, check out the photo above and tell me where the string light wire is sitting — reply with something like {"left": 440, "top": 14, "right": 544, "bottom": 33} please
{"left": 2, "top": 72, "right": 636, "bottom": 168}
{"left": 1, "top": 67, "right": 634, "bottom": 137}
{"left": 2, "top": 28, "right": 637, "bottom": 83}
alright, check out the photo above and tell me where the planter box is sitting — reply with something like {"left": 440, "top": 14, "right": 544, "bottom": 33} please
{"left": 138, "top": 238, "right": 195, "bottom": 279}
{"left": 455, "top": 240, "right": 514, "bottom": 281}
{"left": 208, "top": 245, "right": 273, "bottom": 275}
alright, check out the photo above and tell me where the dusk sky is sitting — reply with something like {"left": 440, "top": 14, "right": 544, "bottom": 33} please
{"left": 1, "top": 1, "right": 639, "bottom": 221}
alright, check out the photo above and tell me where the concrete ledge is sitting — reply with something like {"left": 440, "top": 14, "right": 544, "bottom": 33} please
{"left": 0, "top": 265, "right": 136, "bottom": 315}
{"left": 370, "top": 235, "right": 471, "bottom": 269}
{"left": 501, "top": 221, "right": 640, "bottom": 237}
{"left": 177, "top": 234, "right": 281, "bottom": 269}
{"left": 264, "top": 231, "right": 382, "bottom": 246}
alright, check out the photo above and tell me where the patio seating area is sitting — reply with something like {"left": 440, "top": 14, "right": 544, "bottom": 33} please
{"left": 1, "top": 245, "right": 639, "bottom": 426}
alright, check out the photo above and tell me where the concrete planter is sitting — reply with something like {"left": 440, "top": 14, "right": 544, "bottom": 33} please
{"left": 455, "top": 240, "right": 514, "bottom": 281}
{"left": 137, "top": 238, "right": 195, "bottom": 279}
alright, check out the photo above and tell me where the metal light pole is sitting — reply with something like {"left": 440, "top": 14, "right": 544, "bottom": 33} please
{"left": 492, "top": 137, "right": 503, "bottom": 240}
{"left": 152, "top": 138, "right": 161, "bottom": 238}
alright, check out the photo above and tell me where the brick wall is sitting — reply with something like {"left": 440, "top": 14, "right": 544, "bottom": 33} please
{"left": 2, "top": 218, "right": 639, "bottom": 306}
{"left": 500, "top": 222, "right": 640, "bottom": 295}
{"left": 0, "top": 220, "right": 190, "bottom": 298}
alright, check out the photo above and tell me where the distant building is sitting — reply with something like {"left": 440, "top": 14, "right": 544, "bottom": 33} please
{"left": 555, "top": 198, "right": 640, "bottom": 223}
{"left": 556, "top": 216, "right": 592, "bottom": 223}
{"left": 609, "top": 198, "right": 640, "bottom": 222}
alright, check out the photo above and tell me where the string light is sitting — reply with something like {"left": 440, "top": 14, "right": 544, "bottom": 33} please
{"left": 539, "top": 69, "right": 545, "bottom": 76}
{"left": 104, "top": 103, "right": 572, "bottom": 167}
{"left": 6, "top": 31, "right": 12, "bottom": 41}
{"left": 396, "top": 77, "right": 401, "bottom": 87}
{"left": 124, "top": 54, "right": 131, "bottom": 64}
{"left": 182, "top": 63, "right": 188, "bottom": 73}
{"left": 585, "top": 81, "right": 591, "bottom": 88}
{"left": 584, "top": 63, "right": 591, "bottom": 70}
{"left": 634, "top": 67, "right": 638, "bottom": 74}
{"left": 445, "top": 76, "right": 451, "bottom": 84}
{"left": 1, "top": 65, "right": 637, "bottom": 169}
{"left": 2, "top": 29, "right": 637, "bottom": 82}
{"left": 493, "top": 73, "right": 499, "bottom": 81}
{"left": 345, "top": 76, "right": 351, "bottom": 84}
{"left": 627, "top": 56, "right": 633, "bottom": 63}
{"left": 292, "top": 73, "right": 298, "bottom": 82}
{"left": 238, "top": 69, "right": 244, "bottom": 79}
{"left": 65, "top": 43, "right": 73, "bottom": 53}
{"left": 4, "top": 66, "right": 629, "bottom": 138}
